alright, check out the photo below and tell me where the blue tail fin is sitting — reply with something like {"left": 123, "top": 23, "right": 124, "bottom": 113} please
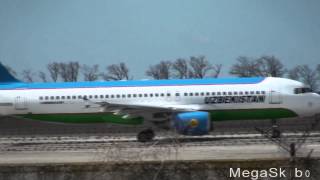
{"left": 0, "top": 63, "right": 20, "bottom": 83}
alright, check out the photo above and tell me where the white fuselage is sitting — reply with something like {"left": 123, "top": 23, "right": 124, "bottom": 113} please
{"left": 0, "top": 77, "right": 319, "bottom": 120}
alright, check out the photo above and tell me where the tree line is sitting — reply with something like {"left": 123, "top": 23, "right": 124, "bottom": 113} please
{"left": 3, "top": 55, "right": 320, "bottom": 90}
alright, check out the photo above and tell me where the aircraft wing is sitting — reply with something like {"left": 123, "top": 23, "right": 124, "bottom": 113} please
{"left": 93, "top": 101, "right": 201, "bottom": 120}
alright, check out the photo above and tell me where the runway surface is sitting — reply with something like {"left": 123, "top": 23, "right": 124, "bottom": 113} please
{"left": 0, "top": 132, "right": 319, "bottom": 164}
{"left": 0, "top": 116, "right": 320, "bottom": 164}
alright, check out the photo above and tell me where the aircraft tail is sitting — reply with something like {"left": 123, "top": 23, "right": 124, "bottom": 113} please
{"left": 0, "top": 63, "right": 20, "bottom": 83}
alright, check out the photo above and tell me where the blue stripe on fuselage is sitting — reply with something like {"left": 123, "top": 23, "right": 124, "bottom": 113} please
{"left": 0, "top": 77, "right": 265, "bottom": 90}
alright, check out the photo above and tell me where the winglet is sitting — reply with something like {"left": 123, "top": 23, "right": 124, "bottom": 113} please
{"left": 0, "top": 63, "right": 20, "bottom": 83}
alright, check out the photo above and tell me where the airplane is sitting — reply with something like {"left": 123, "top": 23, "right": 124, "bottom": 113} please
{"left": 0, "top": 63, "right": 319, "bottom": 142}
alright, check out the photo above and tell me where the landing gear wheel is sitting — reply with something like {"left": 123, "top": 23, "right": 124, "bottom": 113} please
{"left": 270, "top": 119, "right": 281, "bottom": 138}
{"left": 271, "top": 129, "right": 281, "bottom": 138}
{"left": 137, "top": 129, "right": 155, "bottom": 142}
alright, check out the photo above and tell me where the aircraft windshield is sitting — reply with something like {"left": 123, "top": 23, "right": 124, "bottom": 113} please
{"left": 294, "top": 87, "right": 313, "bottom": 94}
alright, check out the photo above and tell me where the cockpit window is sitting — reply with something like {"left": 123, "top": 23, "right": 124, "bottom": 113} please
{"left": 294, "top": 87, "right": 312, "bottom": 94}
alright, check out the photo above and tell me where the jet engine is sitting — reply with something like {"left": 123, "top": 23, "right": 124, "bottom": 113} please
{"left": 174, "top": 111, "right": 211, "bottom": 135}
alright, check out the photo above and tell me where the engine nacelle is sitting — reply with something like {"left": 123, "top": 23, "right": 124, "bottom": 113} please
{"left": 174, "top": 111, "right": 211, "bottom": 135}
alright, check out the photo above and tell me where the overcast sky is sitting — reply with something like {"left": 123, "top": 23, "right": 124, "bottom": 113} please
{"left": 0, "top": 0, "right": 319, "bottom": 79}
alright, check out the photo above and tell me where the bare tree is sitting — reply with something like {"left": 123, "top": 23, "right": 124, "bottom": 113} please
{"left": 211, "top": 64, "right": 223, "bottom": 78}
{"left": 59, "top": 62, "right": 80, "bottom": 82}
{"left": 230, "top": 56, "right": 262, "bottom": 77}
{"left": 38, "top": 71, "right": 47, "bottom": 82}
{"left": 21, "top": 69, "right": 34, "bottom": 82}
{"left": 288, "top": 65, "right": 318, "bottom": 90}
{"left": 172, "top": 58, "right": 189, "bottom": 79}
{"left": 59, "top": 62, "right": 70, "bottom": 82}
{"left": 146, "top": 61, "right": 171, "bottom": 80}
{"left": 188, "top": 56, "right": 213, "bottom": 79}
{"left": 47, "top": 62, "right": 60, "bottom": 82}
{"left": 102, "top": 62, "right": 130, "bottom": 81}
{"left": 81, "top": 64, "right": 99, "bottom": 81}
{"left": 256, "top": 55, "right": 285, "bottom": 77}
{"left": 68, "top": 62, "right": 80, "bottom": 82}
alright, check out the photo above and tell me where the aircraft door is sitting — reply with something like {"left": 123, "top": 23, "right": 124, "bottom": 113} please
{"left": 269, "top": 91, "right": 282, "bottom": 104}
{"left": 14, "top": 96, "right": 28, "bottom": 110}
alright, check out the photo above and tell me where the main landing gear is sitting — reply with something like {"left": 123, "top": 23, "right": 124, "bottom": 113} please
{"left": 137, "top": 128, "right": 155, "bottom": 142}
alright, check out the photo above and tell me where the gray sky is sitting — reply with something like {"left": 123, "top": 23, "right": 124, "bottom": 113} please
{"left": 0, "top": 0, "right": 319, "bottom": 79}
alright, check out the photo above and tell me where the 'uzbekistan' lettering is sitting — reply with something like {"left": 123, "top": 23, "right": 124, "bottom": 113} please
{"left": 204, "top": 95, "right": 266, "bottom": 104}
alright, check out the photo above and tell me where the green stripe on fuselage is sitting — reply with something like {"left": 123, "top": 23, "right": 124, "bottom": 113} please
{"left": 19, "top": 113, "right": 144, "bottom": 125}
{"left": 209, "top": 108, "right": 298, "bottom": 121}
{"left": 17, "top": 108, "right": 298, "bottom": 124}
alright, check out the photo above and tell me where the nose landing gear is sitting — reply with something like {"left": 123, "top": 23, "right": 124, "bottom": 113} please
{"left": 271, "top": 119, "right": 281, "bottom": 138}
{"left": 255, "top": 119, "right": 281, "bottom": 138}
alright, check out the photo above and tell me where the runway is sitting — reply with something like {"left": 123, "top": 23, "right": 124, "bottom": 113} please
{"left": 0, "top": 132, "right": 320, "bottom": 164}
{"left": 0, "top": 116, "right": 320, "bottom": 165}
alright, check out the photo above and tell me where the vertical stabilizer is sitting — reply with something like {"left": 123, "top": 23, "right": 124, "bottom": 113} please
{"left": 0, "top": 63, "right": 20, "bottom": 83}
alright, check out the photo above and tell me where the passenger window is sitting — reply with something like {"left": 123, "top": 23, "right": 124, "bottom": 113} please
{"left": 155, "top": 93, "right": 159, "bottom": 97}
{"left": 250, "top": 91, "right": 254, "bottom": 95}
{"left": 94, "top": 95, "right": 98, "bottom": 99}
{"left": 67, "top": 96, "right": 71, "bottom": 99}
{"left": 212, "top": 92, "right": 215, "bottom": 96}
{"left": 144, "top": 94, "right": 148, "bottom": 97}
{"left": 195, "top": 92, "right": 199, "bottom": 96}
{"left": 184, "top": 93, "right": 188, "bottom": 96}
{"left": 133, "top": 94, "right": 137, "bottom": 97}
{"left": 239, "top": 92, "right": 243, "bottom": 95}
{"left": 200, "top": 92, "right": 204, "bottom": 96}
{"left": 261, "top": 91, "right": 266, "bottom": 95}
{"left": 167, "top": 93, "right": 171, "bottom": 97}
{"left": 223, "top": 92, "right": 226, "bottom": 95}
{"left": 45, "top": 96, "right": 49, "bottom": 100}
{"left": 256, "top": 91, "right": 260, "bottom": 95}
{"left": 206, "top": 92, "right": 210, "bottom": 96}
{"left": 175, "top": 93, "right": 180, "bottom": 96}
{"left": 245, "top": 91, "right": 249, "bottom": 95}
{"left": 100, "top": 95, "right": 103, "bottom": 98}
{"left": 61, "top": 96, "right": 65, "bottom": 99}
{"left": 234, "top": 92, "right": 238, "bottom": 95}
{"left": 139, "top": 94, "right": 142, "bottom": 97}
{"left": 89, "top": 95, "right": 93, "bottom": 99}
{"left": 50, "top": 96, "right": 54, "bottom": 100}
{"left": 161, "top": 93, "right": 164, "bottom": 97}
{"left": 116, "top": 95, "right": 120, "bottom": 98}
{"left": 189, "top": 93, "right": 193, "bottom": 96}
{"left": 105, "top": 95, "right": 109, "bottom": 98}
{"left": 56, "top": 96, "right": 60, "bottom": 100}
{"left": 72, "top": 96, "right": 76, "bottom": 99}
{"left": 149, "top": 93, "right": 153, "bottom": 97}
{"left": 122, "top": 94, "right": 126, "bottom": 98}
{"left": 111, "top": 95, "right": 114, "bottom": 98}
{"left": 128, "top": 94, "right": 131, "bottom": 98}
{"left": 39, "top": 96, "right": 43, "bottom": 100}
{"left": 217, "top": 92, "right": 221, "bottom": 96}
{"left": 228, "top": 92, "right": 232, "bottom": 95}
